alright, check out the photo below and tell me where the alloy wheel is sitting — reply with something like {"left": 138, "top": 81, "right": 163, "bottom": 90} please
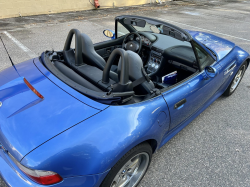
{"left": 110, "top": 152, "right": 149, "bottom": 187}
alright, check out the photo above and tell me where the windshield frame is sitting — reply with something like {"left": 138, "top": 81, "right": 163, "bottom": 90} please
{"left": 115, "top": 15, "right": 193, "bottom": 42}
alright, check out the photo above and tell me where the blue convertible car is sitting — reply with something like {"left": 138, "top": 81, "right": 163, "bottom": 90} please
{"left": 0, "top": 15, "right": 249, "bottom": 187}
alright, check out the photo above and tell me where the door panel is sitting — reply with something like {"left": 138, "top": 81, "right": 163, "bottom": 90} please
{"left": 163, "top": 62, "right": 222, "bottom": 131}
{"left": 95, "top": 45, "right": 122, "bottom": 59}
{"left": 94, "top": 36, "right": 124, "bottom": 60}
{"left": 94, "top": 36, "right": 124, "bottom": 50}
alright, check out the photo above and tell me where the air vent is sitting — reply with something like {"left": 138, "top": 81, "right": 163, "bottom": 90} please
{"left": 151, "top": 46, "right": 164, "bottom": 54}
{"left": 163, "top": 25, "right": 187, "bottom": 41}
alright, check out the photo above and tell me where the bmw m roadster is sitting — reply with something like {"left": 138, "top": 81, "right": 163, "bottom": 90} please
{"left": 0, "top": 15, "right": 249, "bottom": 187}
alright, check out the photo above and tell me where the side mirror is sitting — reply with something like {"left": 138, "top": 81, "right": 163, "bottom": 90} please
{"left": 205, "top": 66, "right": 217, "bottom": 78}
{"left": 103, "top": 30, "right": 115, "bottom": 40}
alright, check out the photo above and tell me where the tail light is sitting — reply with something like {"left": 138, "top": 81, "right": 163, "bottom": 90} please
{"left": 9, "top": 153, "right": 63, "bottom": 185}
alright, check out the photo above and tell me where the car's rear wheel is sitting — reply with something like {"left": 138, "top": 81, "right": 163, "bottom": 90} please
{"left": 100, "top": 142, "right": 152, "bottom": 187}
{"left": 223, "top": 62, "right": 247, "bottom": 96}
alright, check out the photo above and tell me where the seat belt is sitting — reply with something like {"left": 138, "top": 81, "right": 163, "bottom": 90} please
{"left": 131, "top": 76, "right": 147, "bottom": 88}
{"left": 131, "top": 67, "right": 151, "bottom": 88}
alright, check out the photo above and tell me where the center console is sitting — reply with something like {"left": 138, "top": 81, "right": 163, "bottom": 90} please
{"left": 146, "top": 46, "right": 164, "bottom": 74}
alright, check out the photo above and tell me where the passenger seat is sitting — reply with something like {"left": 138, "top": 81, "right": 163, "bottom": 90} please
{"left": 53, "top": 61, "right": 102, "bottom": 92}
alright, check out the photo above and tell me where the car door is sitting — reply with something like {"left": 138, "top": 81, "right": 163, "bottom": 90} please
{"left": 162, "top": 42, "right": 223, "bottom": 131}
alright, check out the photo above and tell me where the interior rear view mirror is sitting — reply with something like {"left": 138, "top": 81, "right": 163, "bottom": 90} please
{"left": 103, "top": 30, "right": 115, "bottom": 39}
{"left": 124, "top": 18, "right": 146, "bottom": 28}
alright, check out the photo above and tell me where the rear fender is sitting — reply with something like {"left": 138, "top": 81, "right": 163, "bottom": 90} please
{"left": 21, "top": 95, "right": 170, "bottom": 177}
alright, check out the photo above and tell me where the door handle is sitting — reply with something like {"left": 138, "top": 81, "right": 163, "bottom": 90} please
{"left": 174, "top": 99, "right": 186, "bottom": 109}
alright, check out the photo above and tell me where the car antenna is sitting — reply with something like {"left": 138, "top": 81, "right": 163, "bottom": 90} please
{"left": 0, "top": 35, "right": 16, "bottom": 67}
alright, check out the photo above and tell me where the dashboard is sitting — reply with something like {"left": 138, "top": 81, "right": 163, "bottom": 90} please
{"left": 136, "top": 35, "right": 151, "bottom": 46}
{"left": 125, "top": 32, "right": 166, "bottom": 73}
{"left": 147, "top": 46, "right": 163, "bottom": 74}
{"left": 126, "top": 32, "right": 155, "bottom": 46}
{"left": 141, "top": 33, "right": 195, "bottom": 74}
{"left": 125, "top": 32, "right": 196, "bottom": 74}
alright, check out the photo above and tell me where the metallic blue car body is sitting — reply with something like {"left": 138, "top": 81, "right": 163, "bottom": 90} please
{"left": 189, "top": 31, "right": 235, "bottom": 60}
{"left": 0, "top": 28, "right": 249, "bottom": 187}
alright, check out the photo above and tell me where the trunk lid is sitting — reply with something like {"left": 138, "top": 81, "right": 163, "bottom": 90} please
{"left": 0, "top": 59, "right": 102, "bottom": 161}
{"left": 187, "top": 30, "right": 235, "bottom": 60}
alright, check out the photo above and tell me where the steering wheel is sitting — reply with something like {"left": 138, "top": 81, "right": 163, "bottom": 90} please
{"left": 122, "top": 32, "right": 142, "bottom": 54}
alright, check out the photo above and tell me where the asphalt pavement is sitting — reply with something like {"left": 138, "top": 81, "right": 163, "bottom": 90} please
{"left": 0, "top": 0, "right": 250, "bottom": 186}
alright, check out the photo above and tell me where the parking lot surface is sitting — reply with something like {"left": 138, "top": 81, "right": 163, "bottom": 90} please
{"left": 0, "top": 1, "right": 250, "bottom": 186}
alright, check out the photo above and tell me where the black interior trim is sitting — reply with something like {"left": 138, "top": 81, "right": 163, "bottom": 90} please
{"left": 122, "top": 32, "right": 142, "bottom": 54}
{"left": 63, "top": 29, "right": 84, "bottom": 66}
{"left": 41, "top": 52, "right": 123, "bottom": 104}
{"left": 67, "top": 64, "right": 116, "bottom": 91}
{"left": 102, "top": 48, "right": 129, "bottom": 85}
{"left": 138, "top": 32, "right": 157, "bottom": 43}
{"left": 160, "top": 70, "right": 199, "bottom": 92}
{"left": 53, "top": 61, "right": 102, "bottom": 92}
{"left": 94, "top": 36, "right": 125, "bottom": 50}
{"left": 163, "top": 45, "right": 197, "bottom": 68}
{"left": 96, "top": 45, "right": 122, "bottom": 59}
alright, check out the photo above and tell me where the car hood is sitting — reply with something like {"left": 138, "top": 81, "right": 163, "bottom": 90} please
{"left": 187, "top": 30, "right": 235, "bottom": 60}
{"left": 0, "top": 59, "right": 102, "bottom": 161}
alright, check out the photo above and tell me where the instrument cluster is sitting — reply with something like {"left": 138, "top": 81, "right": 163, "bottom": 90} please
{"left": 136, "top": 35, "right": 151, "bottom": 46}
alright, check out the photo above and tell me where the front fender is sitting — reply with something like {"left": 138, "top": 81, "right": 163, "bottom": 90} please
{"left": 21, "top": 95, "right": 170, "bottom": 177}
{"left": 215, "top": 46, "right": 249, "bottom": 94}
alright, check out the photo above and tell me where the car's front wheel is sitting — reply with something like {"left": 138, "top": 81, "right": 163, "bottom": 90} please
{"left": 223, "top": 61, "right": 247, "bottom": 96}
{"left": 100, "top": 142, "right": 152, "bottom": 187}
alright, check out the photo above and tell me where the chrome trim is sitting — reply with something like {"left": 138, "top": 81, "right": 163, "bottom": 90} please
{"left": 224, "top": 61, "right": 236, "bottom": 75}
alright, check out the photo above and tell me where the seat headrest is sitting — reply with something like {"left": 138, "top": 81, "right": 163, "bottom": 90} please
{"left": 117, "top": 51, "right": 155, "bottom": 94}
{"left": 81, "top": 33, "right": 106, "bottom": 70}
{"left": 117, "top": 51, "right": 144, "bottom": 82}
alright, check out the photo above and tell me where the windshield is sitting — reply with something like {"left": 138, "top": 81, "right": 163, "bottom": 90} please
{"left": 119, "top": 16, "right": 191, "bottom": 42}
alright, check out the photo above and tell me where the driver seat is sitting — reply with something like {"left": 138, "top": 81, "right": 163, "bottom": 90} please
{"left": 81, "top": 33, "right": 118, "bottom": 72}
{"left": 117, "top": 50, "right": 155, "bottom": 95}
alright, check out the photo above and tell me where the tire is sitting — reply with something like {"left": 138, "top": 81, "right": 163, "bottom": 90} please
{"left": 100, "top": 142, "right": 152, "bottom": 187}
{"left": 223, "top": 61, "right": 247, "bottom": 97}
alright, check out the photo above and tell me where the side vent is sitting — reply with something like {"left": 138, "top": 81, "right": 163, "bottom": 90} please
{"left": 163, "top": 25, "right": 187, "bottom": 41}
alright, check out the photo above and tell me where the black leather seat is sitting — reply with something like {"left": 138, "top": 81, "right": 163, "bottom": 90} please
{"left": 81, "top": 33, "right": 118, "bottom": 72}
{"left": 63, "top": 30, "right": 153, "bottom": 94}
{"left": 117, "top": 51, "right": 155, "bottom": 95}
{"left": 53, "top": 61, "right": 102, "bottom": 92}
{"left": 81, "top": 33, "right": 106, "bottom": 70}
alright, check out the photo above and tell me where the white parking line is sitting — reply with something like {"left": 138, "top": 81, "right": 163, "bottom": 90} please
{"left": 3, "top": 31, "right": 37, "bottom": 58}
{"left": 2, "top": 14, "right": 250, "bottom": 60}
{"left": 157, "top": 18, "right": 250, "bottom": 42}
